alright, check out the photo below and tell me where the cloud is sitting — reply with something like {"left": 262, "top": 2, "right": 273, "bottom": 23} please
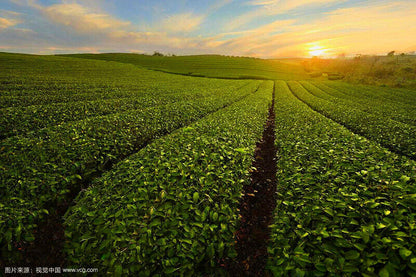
{"left": 227, "top": 0, "right": 341, "bottom": 30}
{"left": 213, "top": 1, "right": 416, "bottom": 57}
{"left": 40, "top": 3, "right": 130, "bottom": 33}
{"left": 248, "top": 0, "right": 276, "bottom": 5}
{"left": 158, "top": 12, "right": 204, "bottom": 33}
{"left": 0, "top": 17, "right": 20, "bottom": 29}
{"left": 288, "top": 1, "right": 416, "bottom": 55}
{"left": 0, "top": 9, "right": 22, "bottom": 17}
{"left": 207, "top": 0, "right": 234, "bottom": 12}
{"left": 238, "top": 19, "right": 295, "bottom": 36}
{"left": 106, "top": 29, "right": 223, "bottom": 53}
{"left": 154, "top": 0, "right": 233, "bottom": 34}
{"left": 2, "top": 0, "right": 219, "bottom": 54}
{"left": 0, "top": 9, "right": 23, "bottom": 29}
{"left": 2, "top": 0, "right": 415, "bottom": 57}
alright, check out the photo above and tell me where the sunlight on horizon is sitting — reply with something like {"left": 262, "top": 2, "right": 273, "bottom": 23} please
{"left": 308, "top": 45, "right": 328, "bottom": 57}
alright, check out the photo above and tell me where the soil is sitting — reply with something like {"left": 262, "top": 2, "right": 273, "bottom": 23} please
{"left": 226, "top": 84, "right": 277, "bottom": 276}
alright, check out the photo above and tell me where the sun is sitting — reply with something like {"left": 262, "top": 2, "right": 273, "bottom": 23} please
{"left": 308, "top": 45, "right": 327, "bottom": 57}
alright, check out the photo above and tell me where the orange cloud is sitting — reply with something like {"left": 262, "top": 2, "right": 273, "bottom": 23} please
{"left": 289, "top": 1, "right": 416, "bottom": 56}
{"left": 3, "top": 0, "right": 415, "bottom": 57}
{"left": 40, "top": 3, "right": 130, "bottom": 33}
{"left": 227, "top": 0, "right": 341, "bottom": 30}
{"left": 217, "top": 1, "right": 416, "bottom": 57}
{"left": 0, "top": 17, "right": 19, "bottom": 29}
{"left": 0, "top": 10, "right": 22, "bottom": 29}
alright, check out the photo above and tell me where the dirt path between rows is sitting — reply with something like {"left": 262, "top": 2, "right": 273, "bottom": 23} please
{"left": 227, "top": 83, "right": 277, "bottom": 276}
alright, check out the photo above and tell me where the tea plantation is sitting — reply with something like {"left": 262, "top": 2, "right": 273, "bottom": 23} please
{"left": 1, "top": 52, "right": 415, "bottom": 276}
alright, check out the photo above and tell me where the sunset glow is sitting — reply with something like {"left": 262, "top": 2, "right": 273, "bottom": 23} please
{"left": 308, "top": 45, "right": 328, "bottom": 57}
{"left": 0, "top": 0, "right": 415, "bottom": 57}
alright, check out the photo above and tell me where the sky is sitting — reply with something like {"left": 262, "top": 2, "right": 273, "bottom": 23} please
{"left": 0, "top": 0, "right": 415, "bottom": 58}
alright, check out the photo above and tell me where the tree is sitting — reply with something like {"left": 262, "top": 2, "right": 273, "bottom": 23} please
{"left": 387, "top": 51, "right": 395, "bottom": 57}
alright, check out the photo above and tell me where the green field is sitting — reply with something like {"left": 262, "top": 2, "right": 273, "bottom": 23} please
{"left": 63, "top": 53, "right": 309, "bottom": 81}
{"left": 1, "top": 52, "right": 416, "bottom": 276}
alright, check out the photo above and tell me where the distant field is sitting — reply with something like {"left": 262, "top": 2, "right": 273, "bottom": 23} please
{"left": 63, "top": 53, "right": 309, "bottom": 80}
{"left": 1, "top": 52, "right": 416, "bottom": 276}
{"left": 303, "top": 54, "right": 416, "bottom": 88}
